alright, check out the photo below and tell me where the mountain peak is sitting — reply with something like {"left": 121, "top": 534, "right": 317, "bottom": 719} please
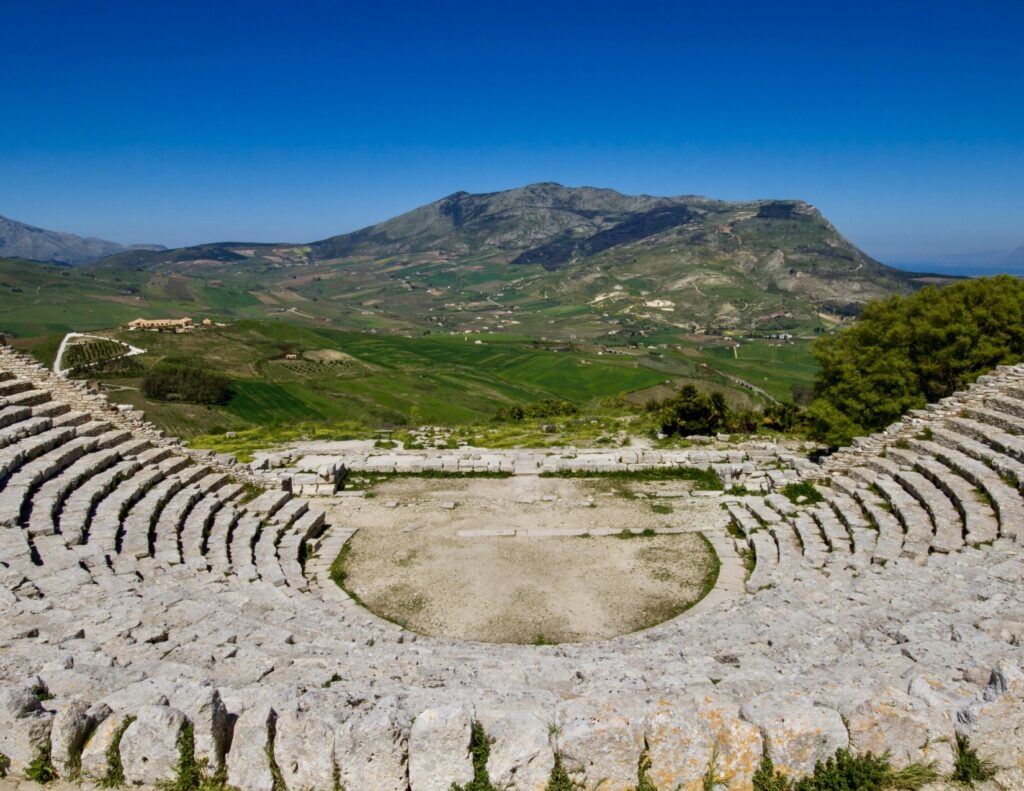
{"left": 0, "top": 214, "right": 163, "bottom": 265}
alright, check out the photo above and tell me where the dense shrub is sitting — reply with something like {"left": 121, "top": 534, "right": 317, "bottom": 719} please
{"left": 753, "top": 748, "right": 938, "bottom": 790}
{"left": 656, "top": 385, "right": 728, "bottom": 437}
{"left": 495, "top": 398, "right": 579, "bottom": 421}
{"left": 142, "top": 364, "right": 232, "bottom": 405}
{"left": 808, "top": 275, "right": 1024, "bottom": 446}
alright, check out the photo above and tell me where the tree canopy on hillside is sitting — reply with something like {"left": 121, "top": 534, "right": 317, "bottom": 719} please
{"left": 807, "top": 275, "right": 1024, "bottom": 446}
{"left": 142, "top": 363, "right": 233, "bottom": 406}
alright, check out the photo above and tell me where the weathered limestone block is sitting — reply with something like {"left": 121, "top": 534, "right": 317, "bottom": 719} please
{"left": 409, "top": 704, "right": 474, "bottom": 791}
{"left": 645, "top": 695, "right": 763, "bottom": 791}
{"left": 846, "top": 688, "right": 955, "bottom": 774}
{"left": 972, "top": 695, "right": 1024, "bottom": 768}
{"left": 80, "top": 710, "right": 130, "bottom": 780}
{"left": 478, "top": 705, "right": 555, "bottom": 791}
{"left": 171, "top": 684, "right": 230, "bottom": 767}
{"left": 119, "top": 705, "right": 188, "bottom": 787}
{"left": 555, "top": 698, "right": 644, "bottom": 791}
{"left": 0, "top": 684, "right": 53, "bottom": 775}
{"left": 740, "top": 694, "right": 847, "bottom": 778}
{"left": 335, "top": 697, "right": 410, "bottom": 791}
{"left": 274, "top": 708, "right": 338, "bottom": 791}
{"left": 226, "top": 703, "right": 276, "bottom": 791}
{"left": 50, "top": 699, "right": 110, "bottom": 777}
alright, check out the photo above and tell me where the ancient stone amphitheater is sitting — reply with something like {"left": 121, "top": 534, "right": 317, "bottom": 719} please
{"left": 1, "top": 345, "right": 1023, "bottom": 790}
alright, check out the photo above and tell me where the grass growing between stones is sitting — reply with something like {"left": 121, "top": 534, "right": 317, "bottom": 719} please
{"left": 0, "top": 752, "right": 9, "bottom": 778}
{"left": 780, "top": 481, "right": 823, "bottom": 505}
{"left": 99, "top": 714, "right": 135, "bottom": 788}
{"left": 158, "top": 723, "right": 228, "bottom": 791}
{"left": 751, "top": 748, "right": 938, "bottom": 791}
{"left": 545, "top": 754, "right": 581, "bottom": 791}
{"left": 951, "top": 733, "right": 997, "bottom": 787}
{"left": 449, "top": 721, "right": 497, "bottom": 791}
{"left": 25, "top": 746, "right": 56, "bottom": 784}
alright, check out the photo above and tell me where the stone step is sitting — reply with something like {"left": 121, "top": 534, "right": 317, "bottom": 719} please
{"left": 152, "top": 472, "right": 228, "bottom": 565}
{"left": 0, "top": 415, "right": 51, "bottom": 451}
{"left": 0, "top": 425, "right": 77, "bottom": 487}
{"left": 745, "top": 529, "right": 778, "bottom": 592}
{"left": 0, "top": 404, "right": 32, "bottom": 431}
{"left": 909, "top": 439, "right": 1023, "bottom": 541}
{"left": 886, "top": 464, "right": 963, "bottom": 553}
{"left": 25, "top": 446, "right": 124, "bottom": 539}
{"left": 869, "top": 472, "right": 934, "bottom": 560}
{"left": 809, "top": 503, "right": 852, "bottom": 553}
{"left": 791, "top": 513, "right": 827, "bottom": 567}
{"left": 182, "top": 483, "right": 242, "bottom": 568}
{"left": 889, "top": 447, "right": 997, "bottom": 546}
{"left": 937, "top": 419, "right": 1024, "bottom": 486}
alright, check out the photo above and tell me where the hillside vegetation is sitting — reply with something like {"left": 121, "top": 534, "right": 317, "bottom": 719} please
{"left": 17, "top": 320, "right": 812, "bottom": 441}
{"left": 2, "top": 184, "right": 954, "bottom": 345}
{"left": 807, "top": 275, "right": 1024, "bottom": 445}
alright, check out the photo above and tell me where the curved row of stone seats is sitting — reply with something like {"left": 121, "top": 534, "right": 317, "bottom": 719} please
{"left": 115, "top": 465, "right": 212, "bottom": 573}
{"left": 807, "top": 502, "right": 851, "bottom": 555}
{"left": 866, "top": 459, "right": 964, "bottom": 553}
{"left": 850, "top": 467, "right": 934, "bottom": 559}
{"left": 253, "top": 497, "right": 308, "bottom": 587}
{"left": 2, "top": 350, "right": 1024, "bottom": 789}
{"left": 203, "top": 501, "right": 244, "bottom": 573}
{"left": 228, "top": 490, "right": 291, "bottom": 580}
{"left": 907, "top": 439, "right": 1021, "bottom": 541}
{"left": 181, "top": 482, "right": 243, "bottom": 569}
{"left": 151, "top": 472, "right": 230, "bottom": 566}
{"left": 886, "top": 446, "right": 999, "bottom": 545}
{"left": 88, "top": 455, "right": 191, "bottom": 562}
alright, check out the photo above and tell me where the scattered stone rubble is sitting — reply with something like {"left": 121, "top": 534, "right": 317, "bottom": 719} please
{"left": 1, "top": 346, "right": 1023, "bottom": 789}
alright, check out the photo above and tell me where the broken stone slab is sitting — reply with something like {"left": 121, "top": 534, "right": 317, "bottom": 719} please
{"left": 740, "top": 693, "right": 848, "bottom": 778}
{"left": 0, "top": 684, "right": 53, "bottom": 775}
{"left": 274, "top": 707, "right": 339, "bottom": 791}
{"left": 170, "top": 684, "right": 231, "bottom": 768}
{"left": 644, "top": 694, "right": 762, "bottom": 790}
{"left": 334, "top": 697, "right": 410, "bottom": 791}
{"left": 555, "top": 698, "right": 644, "bottom": 791}
{"left": 845, "top": 688, "right": 956, "bottom": 774}
{"left": 50, "top": 698, "right": 110, "bottom": 777}
{"left": 226, "top": 703, "right": 276, "bottom": 791}
{"left": 409, "top": 704, "right": 474, "bottom": 791}
{"left": 477, "top": 705, "right": 555, "bottom": 791}
{"left": 119, "top": 704, "right": 188, "bottom": 787}
{"left": 80, "top": 709, "right": 133, "bottom": 780}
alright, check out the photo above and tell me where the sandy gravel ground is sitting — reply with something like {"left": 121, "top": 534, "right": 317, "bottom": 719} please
{"left": 328, "top": 476, "right": 724, "bottom": 643}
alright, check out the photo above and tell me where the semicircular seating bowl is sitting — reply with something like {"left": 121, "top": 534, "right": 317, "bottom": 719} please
{"left": 1, "top": 347, "right": 1023, "bottom": 791}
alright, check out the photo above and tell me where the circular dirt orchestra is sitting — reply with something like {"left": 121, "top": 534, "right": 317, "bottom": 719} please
{"left": 329, "top": 475, "right": 724, "bottom": 643}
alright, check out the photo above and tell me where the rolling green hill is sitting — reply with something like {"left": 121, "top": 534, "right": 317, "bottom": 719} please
{"left": 17, "top": 320, "right": 814, "bottom": 439}
{"left": 57, "top": 184, "right": 951, "bottom": 344}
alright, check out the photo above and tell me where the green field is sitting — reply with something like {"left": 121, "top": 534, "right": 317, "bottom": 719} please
{"left": 681, "top": 339, "right": 818, "bottom": 400}
{"left": 20, "top": 319, "right": 785, "bottom": 437}
{"left": 14, "top": 304, "right": 821, "bottom": 444}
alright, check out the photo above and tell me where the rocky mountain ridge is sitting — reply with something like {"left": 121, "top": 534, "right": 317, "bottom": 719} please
{"left": 0, "top": 213, "right": 163, "bottom": 265}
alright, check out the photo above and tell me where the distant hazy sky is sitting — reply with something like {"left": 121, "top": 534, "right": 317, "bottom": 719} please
{"left": 2, "top": 0, "right": 1021, "bottom": 264}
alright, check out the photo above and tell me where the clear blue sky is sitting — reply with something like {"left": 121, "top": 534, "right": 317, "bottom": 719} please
{"left": 2, "top": 0, "right": 1021, "bottom": 266}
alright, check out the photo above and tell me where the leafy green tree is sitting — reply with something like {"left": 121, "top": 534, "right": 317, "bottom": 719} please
{"left": 809, "top": 275, "right": 1024, "bottom": 446}
{"left": 659, "top": 385, "right": 729, "bottom": 436}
